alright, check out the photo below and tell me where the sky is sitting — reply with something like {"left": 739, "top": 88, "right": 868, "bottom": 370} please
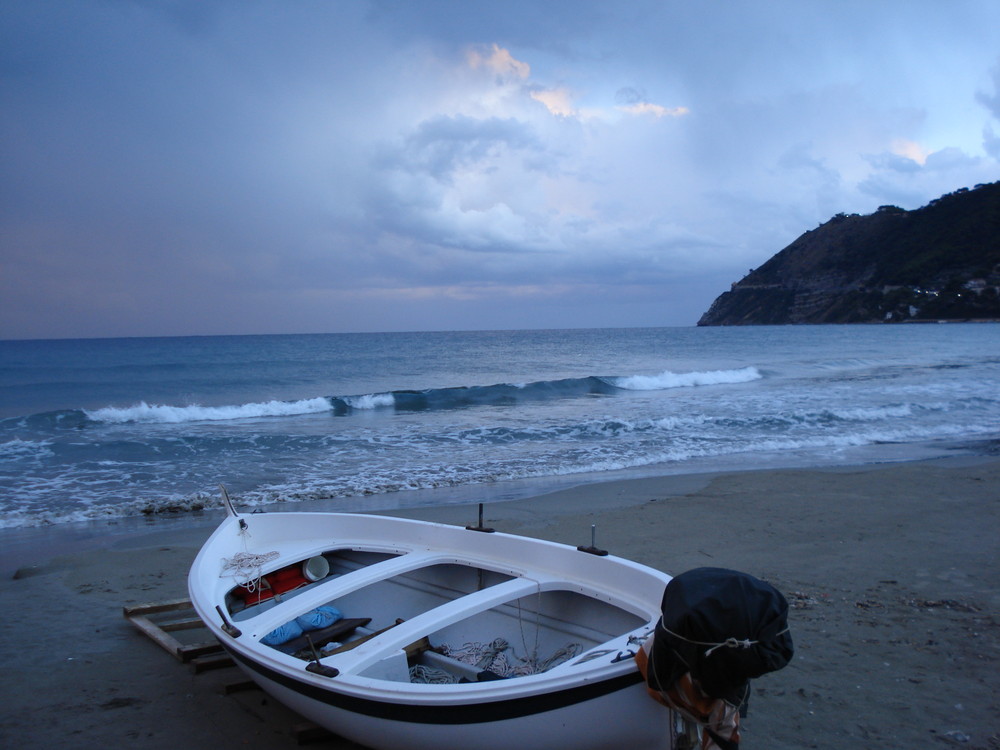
{"left": 2, "top": 1, "right": 1000, "bottom": 339}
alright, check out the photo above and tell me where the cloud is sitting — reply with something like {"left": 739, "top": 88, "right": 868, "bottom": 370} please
{"left": 976, "top": 61, "right": 1000, "bottom": 120}
{"left": 530, "top": 87, "right": 578, "bottom": 117}
{"left": 3, "top": 2, "right": 1000, "bottom": 338}
{"left": 617, "top": 102, "right": 690, "bottom": 118}
{"left": 858, "top": 146, "right": 991, "bottom": 208}
{"left": 985, "top": 126, "right": 1000, "bottom": 161}
{"left": 978, "top": 60, "right": 1000, "bottom": 160}
{"left": 890, "top": 139, "right": 931, "bottom": 165}
{"left": 614, "top": 87, "right": 646, "bottom": 106}
{"left": 864, "top": 150, "right": 925, "bottom": 174}
{"left": 398, "top": 115, "right": 542, "bottom": 182}
{"left": 613, "top": 86, "right": 688, "bottom": 118}
{"left": 466, "top": 43, "right": 530, "bottom": 81}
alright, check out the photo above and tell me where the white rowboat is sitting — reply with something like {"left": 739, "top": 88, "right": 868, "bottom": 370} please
{"left": 188, "top": 493, "right": 673, "bottom": 749}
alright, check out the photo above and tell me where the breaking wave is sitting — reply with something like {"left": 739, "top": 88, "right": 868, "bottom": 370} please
{"left": 85, "top": 397, "right": 333, "bottom": 424}
{"left": 610, "top": 366, "right": 761, "bottom": 391}
{"left": 71, "top": 367, "right": 763, "bottom": 424}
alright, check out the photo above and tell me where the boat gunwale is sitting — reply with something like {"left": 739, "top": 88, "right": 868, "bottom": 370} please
{"left": 200, "top": 512, "right": 667, "bottom": 622}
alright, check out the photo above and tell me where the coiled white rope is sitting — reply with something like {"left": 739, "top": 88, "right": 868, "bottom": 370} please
{"left": 219, "top": 550, "right": 279, "bottom": 591}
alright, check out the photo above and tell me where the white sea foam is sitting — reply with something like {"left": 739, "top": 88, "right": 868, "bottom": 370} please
{"left": 825, "top": 404, "right": 914, "bottom": 421}
{"left": 612, "top": 366, "right": 761, "bottom": 391}
{"left": 85, "top": 397, "right": 333, "bottom": 424}
{"left": 344, "top": 393, "right": 396, "bottom": 409}
{"left": 0, "top": 437, "right": 53, "bottom": 459}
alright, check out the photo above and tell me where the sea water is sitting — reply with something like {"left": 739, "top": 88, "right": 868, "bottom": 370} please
{"left": 1, "top": 325, "right": 998, "bottom": 528}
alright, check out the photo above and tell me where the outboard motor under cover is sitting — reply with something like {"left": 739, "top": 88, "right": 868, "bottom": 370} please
{"left": 646, "top": 567, "right": 794, "bottom": 705}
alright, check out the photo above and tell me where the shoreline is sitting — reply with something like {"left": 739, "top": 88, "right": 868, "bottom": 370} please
{"left": 1, "top": 456, "right": 998, "bottom": 748}
{"left": 2, "top": 434, "right": 994, "bottom": 576}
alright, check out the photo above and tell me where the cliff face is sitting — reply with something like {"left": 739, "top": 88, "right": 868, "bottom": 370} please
{"left": 697, "top": 181, "right": 1000, "bottom": 325}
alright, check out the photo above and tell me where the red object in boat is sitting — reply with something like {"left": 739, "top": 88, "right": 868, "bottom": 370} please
{"left": 234, "top": 563, "right": 309, "bottom": 605}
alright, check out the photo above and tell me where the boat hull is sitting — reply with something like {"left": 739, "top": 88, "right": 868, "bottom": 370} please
{"left": 227, "top": 644, "right": 669, "bottom": 750}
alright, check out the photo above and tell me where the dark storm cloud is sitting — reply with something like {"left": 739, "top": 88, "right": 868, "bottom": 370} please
{"left": 399, "top": 115, "right": 544, "bottom": 185}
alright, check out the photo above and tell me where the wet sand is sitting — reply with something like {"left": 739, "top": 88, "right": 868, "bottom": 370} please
{"left": 1, "top": 457, "right": 997, "bottom": 749}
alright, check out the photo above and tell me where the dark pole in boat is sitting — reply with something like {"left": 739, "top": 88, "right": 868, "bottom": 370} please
{"left": 304, "top": 634, "right": 340, "bottom": 678}
{"left": 215, "top": 605, "right": 242, "bottom": 638}
{"left": 577, "top": 524, "right": 608, "bottom": 556}
{"left": 466, "top": 503, "right": 495, "bottom": 533}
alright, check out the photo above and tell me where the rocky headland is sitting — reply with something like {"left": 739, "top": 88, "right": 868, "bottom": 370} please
{"left": 698, "top": 181, "right": 1000, "bottom": 325}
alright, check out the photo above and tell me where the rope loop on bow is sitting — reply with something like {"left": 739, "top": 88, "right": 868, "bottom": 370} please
{"left": 659, "top": 626, "right": 788, "bottom": 658}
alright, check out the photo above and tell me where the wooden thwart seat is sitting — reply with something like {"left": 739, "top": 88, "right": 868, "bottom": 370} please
{"left": 274, "top": 617, "right": 373, "bottom": 655}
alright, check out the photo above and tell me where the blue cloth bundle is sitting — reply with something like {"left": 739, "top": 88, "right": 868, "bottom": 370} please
{"left": 262, "top": 605, "right": 344, "bottom": 646}
{"left": 261, "top": 619, "right": 303, "bottom": 646}
{"left": 296, "top": 605, "right": 343, "bottom": 631}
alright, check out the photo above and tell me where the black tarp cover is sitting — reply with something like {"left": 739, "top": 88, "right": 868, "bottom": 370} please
{"left": 646, "top": 567, "right": 794, "bottom": 705}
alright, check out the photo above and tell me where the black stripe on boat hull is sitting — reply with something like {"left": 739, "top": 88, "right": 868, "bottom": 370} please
{"left": 223, "top": 644, "right": 642, "bottom": 725}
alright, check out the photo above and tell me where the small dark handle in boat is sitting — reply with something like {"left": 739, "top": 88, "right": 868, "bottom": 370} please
{"left": 304, "top": 634, "right": 340, "bottom": 678}
{"left": 215, "top": 605, "right": 242, "bottom": 638}
{"left": 306, "top": 662, "right": 340, "bottom": 678}
{"left": 611, "top": 650, "right": 636, "bottom": 663}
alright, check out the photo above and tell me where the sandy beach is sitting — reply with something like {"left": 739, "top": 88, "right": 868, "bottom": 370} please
{"left": 1, "top": 456, "right": 997, "bottom": 749}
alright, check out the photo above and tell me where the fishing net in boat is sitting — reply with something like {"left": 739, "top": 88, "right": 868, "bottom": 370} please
{"left": 409, "top": 638, "right": 583, "bottom": 683}
{"left": 408, "top": 665, "right": 459, "bottom": 684}
{"left": 219, "top": 550, "right": 280, "bottom": 591}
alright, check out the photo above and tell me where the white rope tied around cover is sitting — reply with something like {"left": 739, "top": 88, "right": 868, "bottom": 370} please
{"left": 660, "top": 626, "right": 789, "bottom": 657}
